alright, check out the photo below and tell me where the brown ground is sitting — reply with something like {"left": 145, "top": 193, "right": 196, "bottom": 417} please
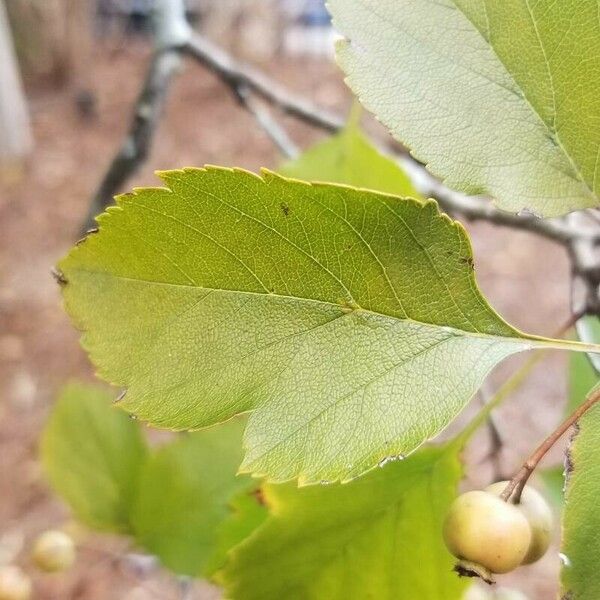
{"left": 0, "top": 40, "right": 573, "bottom": 599}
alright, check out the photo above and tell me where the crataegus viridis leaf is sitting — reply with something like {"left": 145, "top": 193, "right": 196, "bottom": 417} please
{"left": 328, "top": 0, "right": 600, "bottom": 217}
{"left": 57, "top": 168, "right": 597, "bottom": 483}
{"left": 560, "top": 384, "right": 600, "bottom": 599}
{"left": 280, "top": 122, "right": 418, "bottom": 197}
{"left": 41, "top": 383, "right": 148, "bottom": 532}
{"left": 130, "top": 418, "right": 265, "bottom": 577}
{"left": 219, "top": 445, "right": 466, "bottom": 600}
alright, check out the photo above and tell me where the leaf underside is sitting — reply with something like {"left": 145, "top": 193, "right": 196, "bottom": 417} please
{"left": 220, "top": 445, "right": 466, "bottom": 600}
{"left": 60, "top": 167, "right": 543, "bottom": 483}
{"left": 328, "top": 0, "right": 600, "bottom": 217}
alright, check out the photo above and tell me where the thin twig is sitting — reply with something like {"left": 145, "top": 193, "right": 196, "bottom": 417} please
{"left": 183, "top": 34, "right": 344, "bottom": 133}
{"left": 500, "top": 385, "right": 600, "bottom": 503}
{"left": 234, "top": 86, "right": 299, "bottom": 159}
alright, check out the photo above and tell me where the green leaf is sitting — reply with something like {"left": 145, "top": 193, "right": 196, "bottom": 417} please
{"left": 560, "top": 388, "right": 600, "bottom": 599}
{"left": 569, "top": 316, "right": 600, "bottom": 413}
{"left": 539, "top": 466, "right": 565, "bottom": 508}
{"left": 280, "top": 126, "right": 417, "bottom": 196}
{"left": 41, "top": 382, "right": 148, "bottom": 533}
{"left": 206, "top": 487, "right": 268, "bottom": 576}
{"left": 130, "top": 418, "right": 263, "bottom": 577}
{"left": 57, "top": 167, "right": 594, "bottom": 483}
{"left": 328, "top": 0, "right": 600, "bottom": 217}
{"left": 219, "top": 444, "right": 466, "bottom": 600}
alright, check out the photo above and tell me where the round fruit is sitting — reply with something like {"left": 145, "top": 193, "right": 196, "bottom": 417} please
{"left": 486, "top": 481, "right": 553, "bottom": 565}
{"left": 31, "top": 530, "right": 75, "bottom": 573}
{"left": 0, "top": 566, "right": 31, "bottom": 600}
{"left": 443, "top": 490, "right": 532, "bottom": 575}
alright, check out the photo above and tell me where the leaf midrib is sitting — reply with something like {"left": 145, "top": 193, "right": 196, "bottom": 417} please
{"left": 69, "top": 266, "right": 533, "bottom": 347}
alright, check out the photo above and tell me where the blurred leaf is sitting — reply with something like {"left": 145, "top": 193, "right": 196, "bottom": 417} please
{"left": 569, "top": 316, "right": 600, "bottom": 413}
{"left": 41, "top": 382, "right": 148, "bottom": 533}
{"left": 130, "top": 418, "right": 263, "bottom": 577}
{"left": 220, "top": 444, "right": 466, "bottom": 600}
{"left": 539, "top": 467, "right": 565, "bottom": 508}
{"left": 560, "top": 386, "right": 600, "bottom": 598}
{"left": 58, "top": 167, "right": 593, "bottom": 483}
{"left": 329, "top": 0, "right": 600, "bottom": 217}
{"left": 280, "top": 125, "right": 417, "bottom": 196}
{"left": 206, "top": 487, "right": 268, "bottom": 576}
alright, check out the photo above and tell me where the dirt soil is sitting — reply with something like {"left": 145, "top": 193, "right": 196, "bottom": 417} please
{"left": 0, "top": 40, "right": 573, "bottom": 599}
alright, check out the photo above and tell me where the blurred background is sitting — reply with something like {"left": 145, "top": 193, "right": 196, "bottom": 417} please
{"left": 0, "top": 1, "right": 576, "bottom": 598}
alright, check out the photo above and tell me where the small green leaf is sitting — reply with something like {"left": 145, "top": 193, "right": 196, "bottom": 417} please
{"left": 41, "top": 383, "right": 148, "bottom": 533}
{"left": 130, "top": 418, "right": 262, "bottom": 577}
{"left": 328, "top": 0, "right": 600, "bottom": 217}
{"left": 219, "top": 445, "right": 466, "bottom": 600}
{"left": 58, "top": 167, "right": 596, "bottom": 483}
{"left": 560, "top": 387, "right": 600, "bottom": 599}
{"left": 280, "top": 126, "right": 417, "bottom": 196}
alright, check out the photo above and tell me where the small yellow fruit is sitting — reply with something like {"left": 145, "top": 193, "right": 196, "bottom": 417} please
{"left": 486, "top": 481, "right": 553, "bottom": 565}
{"left": 443, "top": 490, "right": 531, "bottom": 575}
{"left": 0, "top": 566, "right": 31, "bottom": 600}
{"left": 31, "top": 530, "right": 75, "bottom": 573}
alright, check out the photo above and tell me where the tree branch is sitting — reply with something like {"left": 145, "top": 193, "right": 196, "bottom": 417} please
{"left": 233, "top": 86, "right": 299, "bottom": 159}
{"left": 395, "top": 155, "right": 594, "bottom": 245}
{"left": 183, "top": 34, "right": 344, "bottom": 133}
{"left": 82, "top": 48, "right": 181, "bottom": 232}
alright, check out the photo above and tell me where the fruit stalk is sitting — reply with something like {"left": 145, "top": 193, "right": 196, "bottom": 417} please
{"left": 501, "top": 385, "right": 600, "bottom": 503}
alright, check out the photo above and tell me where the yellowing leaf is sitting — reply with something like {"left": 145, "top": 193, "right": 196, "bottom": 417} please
{"left": 329, "top": 0, "right": 600, "bottom": 217}
{"left": 57, "top": 167, "right": 595, "bottom": 483}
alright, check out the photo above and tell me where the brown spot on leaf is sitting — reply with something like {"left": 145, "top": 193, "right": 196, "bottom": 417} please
{"left": 251, "top": 487, "right": 266, "bottom": 506}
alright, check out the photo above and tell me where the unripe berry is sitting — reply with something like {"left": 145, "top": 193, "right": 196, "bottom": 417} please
{"left": 31, "top": 530, "right": 75, "bottom": 573}
{"left": 443, "top": 490, "right": 531, "bottom": 576}
{"left": 0, "top": 566, "right": 31, "bottom": 600}
{"left": 486, "top": 481, "right": 553, "bottom": 565}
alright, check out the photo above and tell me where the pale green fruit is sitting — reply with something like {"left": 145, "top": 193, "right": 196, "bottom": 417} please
{"left": 31, "top": 530, "right": 75, "bottom": 573}
{"left": 487, "top": 481, "right": 553, "bottom": 565}
{"left": 443, "top": 490, "right": 532, "bottom": 574}
{"left": 0, "top": 566, "right": 31, "bottom": 600}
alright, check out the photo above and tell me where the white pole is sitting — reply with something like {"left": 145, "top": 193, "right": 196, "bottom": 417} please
{"left": 0, "top": 0, "right": 32, "bottom": 164}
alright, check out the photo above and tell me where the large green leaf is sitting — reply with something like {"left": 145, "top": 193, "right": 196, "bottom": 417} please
{"left": 329, "top": 0, "right": 600, "bottom": 217}
{"left": 57, "top": 167, "right": 594, "bottom": 483}
{"left": 280, "top": 125, "right": 417, "bottom": 196}
{"left": 41, "top": 383, "right": 148, "bottom": 532}
{"left": 130, "top": 418, "right": 263, "bottom": 577}
{"left": 560, "top": 387, "right": 600, "bottom": 599}
{"left": 219, "top": 444, "right": 466, "bottom": 600}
